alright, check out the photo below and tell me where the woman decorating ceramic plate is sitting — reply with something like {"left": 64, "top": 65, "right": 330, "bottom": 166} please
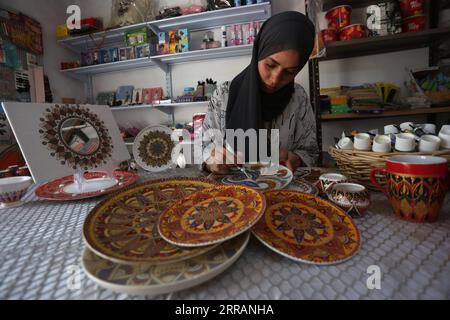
{"left": 202, "top": 11, "right": 319, "bottom": 174}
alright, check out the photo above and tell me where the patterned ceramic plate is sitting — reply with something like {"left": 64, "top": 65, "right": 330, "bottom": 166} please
{"left": 209, "top": 165, "right": 293, "bottom": 192}
{"left": 158, "top": 185, "right": 266, "bottom": 247}
{"left": 287, "top": 178, "right": 319, "bottom": 196}
{"left": 132, "top": 125, "right": 174, "bottom": 172}
{"left": 81, "top": 232, "right": 249, "bottom": 296}
{"left": 252, "top": 190, "right": 361, "bottom": 265}
{"left": 83, "top": 178, "right": 219, "bottom": 265}
{"left": 35, "top": 171, "right": 138, "bottom": 201}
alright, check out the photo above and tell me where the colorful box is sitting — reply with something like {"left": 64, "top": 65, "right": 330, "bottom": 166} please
{"left": 169, "top": 30, "right": 178, "bottom": 54}
{"left": 125, "top": 27, "right": 148, "bottom": 46}
{"left": 81, "top": 51, "right": 93, "bottom": 66}
{"left": 135, "top": 44, "right": 150, "bottom": 58}
{"left": 132, "top": 88, "right": 143, "bottom": 104}
{"left": 100, "top": 48, "right": 119, "bottom": 64}
{"left": 119, "top": 47, "right": 135, "bottom": 61}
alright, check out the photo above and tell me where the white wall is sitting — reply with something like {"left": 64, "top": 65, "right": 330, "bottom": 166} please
{"left": 0, "top": 0, "right": 85, "bottom": 103}
{"left": 10, "top": 0, "right": 434, "bottom": 150}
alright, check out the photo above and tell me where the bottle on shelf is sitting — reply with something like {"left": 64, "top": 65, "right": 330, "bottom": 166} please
{"left": 235, "top": 24, "right": 243, "bottom": 45}
{"left": 221, "top": 26, "right": 228, "bottom": 48}
{"left": 235, "top": 0, "right": 241, "bottom": 7}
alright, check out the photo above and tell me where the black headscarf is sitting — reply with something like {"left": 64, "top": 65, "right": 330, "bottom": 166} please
{"left": 226, "top": 11, "right": 315, "bottom": 132}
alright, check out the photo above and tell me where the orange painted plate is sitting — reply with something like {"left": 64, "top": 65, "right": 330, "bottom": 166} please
{"left": 158, "top": 185, "right": 266, "bottom": 247}
{"left": 83, "top": 177, "right": 218, "bottom": 265}
{"left": 252, "top": 190, "right": 361, "bottom": 265}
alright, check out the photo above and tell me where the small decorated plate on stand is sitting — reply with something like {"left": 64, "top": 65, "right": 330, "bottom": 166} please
{"left": 158, "top": 185, "right": 266, "bottom": 247}
{"left": 132, "top": 125, "right": 175, "bottom": 172}
{"left": 210, "top": 164, "right": 293, "bottom": 192}
{"left": 83, "top": 178, "right": 218, "bottom": 265}
{"left": 252, "top": 190, "right": 361, "bottom": 265}
{"left": 81, "top": 232, "right": 249, "bottom": 296}
{"left": 35, "top": 170, "right": 138, "bottom": 201}
{"left": 287, "top": 178, "right": 319, "bottom": 196}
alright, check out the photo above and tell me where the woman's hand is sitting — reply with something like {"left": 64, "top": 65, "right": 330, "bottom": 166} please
{"left": 280, "top": 149, "right": 302, "bottom": 172}
{"left": 205, "top": 147, "right": 239, "bottom": 174}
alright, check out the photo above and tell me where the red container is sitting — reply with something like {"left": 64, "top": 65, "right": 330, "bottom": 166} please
{"left": 325, "top": 5, "right": 352, "bottom": 30}
{"left": 399, "top": 0, "right": 424, "bottom": 18}
{"left": 402, "top": 14, "right": 426, "bottom": 32}
{"left": 321, "top": 28, "right": 338, "bottom": 44}
{"left": 339, "top": 24, "right": 366, "bottom": 41}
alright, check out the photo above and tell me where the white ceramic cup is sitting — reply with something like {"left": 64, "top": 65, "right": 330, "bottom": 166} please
{"left": 400, "top": 122, "right": 414, "bottom": 132}
{"left": 384, "top": 124, "right": 399, "bottom": 135}
{"left": 354, "top": 133, "right": 372, "bottom": 151}
{"left": 419, "top": 135, "right": 441, "bottom": 152}
{"left": 421, "top": 123, "right": 437, "bottom": 134}
{"left": 438, "top": 127, "right": 450, "bottom": 149}
{"left": 395, "top": 133, "right": 416, "bottom": 152}
{"left": 372, "top": 135, "right": 392, "bottom": 153}
{"left": 337, "top": 137, "right": 354, "bottom": 150}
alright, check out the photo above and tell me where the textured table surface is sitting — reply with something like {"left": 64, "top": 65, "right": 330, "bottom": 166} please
{"left": 0, "top": 167, "right": 449, "bottom": 300}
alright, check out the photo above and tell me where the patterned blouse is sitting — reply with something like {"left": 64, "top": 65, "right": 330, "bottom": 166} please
{"left": 202, "top": 81, "right": 319, "bottom": 167}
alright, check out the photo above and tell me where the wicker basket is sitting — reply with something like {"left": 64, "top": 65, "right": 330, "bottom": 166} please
{"left": 329, "top": 147, "right": 450, "bottom": 191}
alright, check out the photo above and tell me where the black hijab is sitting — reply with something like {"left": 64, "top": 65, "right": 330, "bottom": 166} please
{"left": 226, "top": 11, "right": 316, "bottom": 132}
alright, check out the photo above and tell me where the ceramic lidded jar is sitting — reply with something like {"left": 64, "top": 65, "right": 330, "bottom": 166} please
{"left": 327, "top": 183, "right": 371, "bottom": 218}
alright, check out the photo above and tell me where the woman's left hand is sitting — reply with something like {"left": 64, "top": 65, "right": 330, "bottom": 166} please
{"left": 280, "top": 149, "right": 302, "bottom": 172}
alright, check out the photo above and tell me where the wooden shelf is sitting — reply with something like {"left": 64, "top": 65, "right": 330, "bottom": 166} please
{"left": 320, "top": 106, "right": 450, "bottom": 121}
{"left": 320, "top": 27, "right": 450, "bottom": 61}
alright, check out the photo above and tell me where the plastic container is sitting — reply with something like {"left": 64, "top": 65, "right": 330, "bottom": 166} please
{"left": 321, "top": 28, "right": 338, "bottom": 43}
{"left": 325, "top": 5, "right": 351, "bottom": 30}
{"left": 402, "top": 14, "right": 426, "bottom": 33}
{"left": 399, "top": 0, "right": 424, "bottom": 18}
{"left": 339, "top": 24, "right": 366, "bottom": 41}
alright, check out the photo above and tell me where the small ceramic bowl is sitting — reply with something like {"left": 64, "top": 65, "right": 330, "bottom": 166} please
{"left": 327, "top": 183, "right": 371, "bottom": 218}
{"left": 0, "top": 176, "right": 33, "bottom": 208}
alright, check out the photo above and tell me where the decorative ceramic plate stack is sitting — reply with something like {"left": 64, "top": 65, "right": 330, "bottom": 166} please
{"left": 252, "top": 190, "right": 361, "bottom": 265}
{"left": 81, "top": 178, "right": 257, "bottom": 295}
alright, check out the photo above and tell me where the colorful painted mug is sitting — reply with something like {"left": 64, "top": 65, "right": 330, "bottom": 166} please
{"left": 370, "top": 155, "right": 449, "bottom": 223}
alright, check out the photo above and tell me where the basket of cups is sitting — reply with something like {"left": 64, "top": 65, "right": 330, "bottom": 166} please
{"left": 329, "top": 122, "right": 450, "bottom": 192}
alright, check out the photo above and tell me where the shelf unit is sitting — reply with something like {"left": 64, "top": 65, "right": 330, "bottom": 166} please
{"left": 307, "top": 0, "right": 450, "bottom": 164}
{"left": 58, "top": 3, "right": 271, "bottom": 122}
{"left": 321, "top": 106, "right": 450, "bottom": 121}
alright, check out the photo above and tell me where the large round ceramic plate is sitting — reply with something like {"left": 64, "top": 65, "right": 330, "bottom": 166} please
{"left": 158, "top": 185, "right": 266, "bottom": 247}
{"left": 287, "top": 178, "right": 319, "bottom": 196}
{"left": 81, "top": 232, "right": 249, "bottom": 296}
{"left": 132, "top": 125, "right": 175, "bottom": 172}
{"left": 35, "top": 171, "right": 138, "bottom": 201}
{"left": 252, "top": 190, "right": 361, "bottom": 265}
{"left": 209, "top": 165, "right": 293, "bottom": 192}
{"left": 83, "top": 178, "right": 218, "bottom": 265}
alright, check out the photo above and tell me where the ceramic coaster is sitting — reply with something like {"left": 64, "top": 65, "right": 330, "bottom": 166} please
{"left": 35, "top": 171, "right": 138, "bottom": 201}
{"left": 132, "top": 125, "right": 175, "bottom": 172}
{"left": 83, "top": 178, "right": 218, "bottom": 265}
{"left": 158, "top": 185, "right": 266, "bottom": 247}
{"left": 252, "top": 190, "right": 361, "bottom": 265}
{"left": 81, "top": 232, "right": 249, "bottom": 296}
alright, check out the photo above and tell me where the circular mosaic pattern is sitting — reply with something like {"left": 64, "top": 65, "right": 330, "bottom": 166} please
{"left": 82, "top": 232, "right": 249, "bottom": 296}
{"left": 287, "top": 178, "right": 319, "bottom": 196}
{"left": 252, "top": 190, "right": 361, "bottom": 265}
{"left": 35, "top": 171, "right": 138, "bottom": 201}
{"left": 38, "top": 104, "right": 113, "bottom": 170}
{"left": 158, "top": 185, "right": 266, "bottom": 247}
{"left": 133, "top": 125, "right": 175, "bottom": 172}
{"left": 83, "top": 178, "right": 218, "bottom": 265}
{"left": 210, "top": 165, "right": 293, "bottom": 192}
